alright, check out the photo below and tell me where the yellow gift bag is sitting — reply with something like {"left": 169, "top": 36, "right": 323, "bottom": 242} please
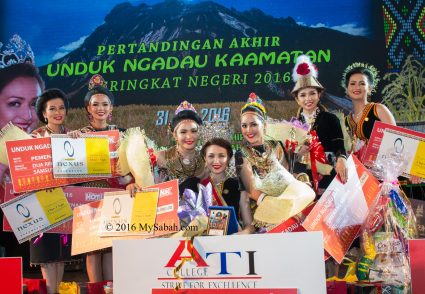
{"left": 58, "top": 281, "right": 80, "bottom": 294}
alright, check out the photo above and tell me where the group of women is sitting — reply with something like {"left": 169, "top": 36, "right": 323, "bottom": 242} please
{"left": 0, "top": 35, "right": 397, "bottom": 293}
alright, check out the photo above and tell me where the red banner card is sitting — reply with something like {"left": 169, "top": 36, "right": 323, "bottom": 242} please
{"left": 6, "top": 130, "right": 120, "bottom": 193}
{"left": 0, "top": 257, "right": 22, "bottom": 294}
{"left": 409, "top": 239, "right": 425, "bottom": 294}
{"left": 302, "top": 155, "right": 381, "bottom": 263}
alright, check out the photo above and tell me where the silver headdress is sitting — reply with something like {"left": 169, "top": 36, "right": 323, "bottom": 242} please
{"left": 200, "top": 116, "right": 233, "bottom": 144}
{"left": 0, "top": 34, "right": 35, "bottom": 69}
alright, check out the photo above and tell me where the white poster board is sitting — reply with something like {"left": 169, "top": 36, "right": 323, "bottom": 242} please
{"left": 113, "top": 232, "right": 326, "bottom": 294}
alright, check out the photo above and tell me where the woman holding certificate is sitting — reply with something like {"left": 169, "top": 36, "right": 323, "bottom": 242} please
{"left": 342, "top": 62, "right": 396, "bottom": 159}
{"left": 200, "top": 137, "right": 255, "bottom": 234}
{"left": 30, "top": 88, "right": 74, "bottom": 294}
{"left": 291, "top": 55, "right": 348, "bottom": 193}
{"left": 235, "top": 93, "right": 315, "bottom": 229}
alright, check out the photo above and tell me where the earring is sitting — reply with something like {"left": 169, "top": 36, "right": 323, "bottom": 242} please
{"left": 108, "top": 112, "right": 112, "bottom": 122}
{"left": 44, "top": 117, "right": 48, "bottom": 123}
{"left": 87, "top": 113, "right": 93, "bottom": 122}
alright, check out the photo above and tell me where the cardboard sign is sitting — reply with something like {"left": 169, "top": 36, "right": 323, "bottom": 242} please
{"left": 6, "top": 130, "right": 120, "bottom": 193}
{"left": 113, "top": 233, "right": 326, "bottom": 294}
{"left": 302, "top": 155, "right": 381, "bottom": 263}
{"left": 0, "top": 257, "right": 22, "bottom": 294}
{"left": 2, "top": 183, "right": 122, "bottom": 234}
{"left": 1, "top": 188, "right": 72, "bottom": 243}
{"left": 152, "top": 290, "right": 297, "bottom": 293}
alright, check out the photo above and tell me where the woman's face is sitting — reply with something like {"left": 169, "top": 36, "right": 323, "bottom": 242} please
{"left": 44, "top": 98, "right": 66, "bottom": 126}
{"left": 87, "top": 94, "right": 112, "bottom": 122}
{"left": 296, "top": 87, "right": 320, "bottom": 113}
{"left": 0, "top": 77, "right": 41, "bottom": 133}
{"left": 347, "top": 73, "right": 371, "bottom": 101}
{"left": 241, "top": 113, "right": 265, "bottom": 146}
{"left": 174, "top": 120, "right": 199, "bottom": 151}
{"left": 205, "top": 144, "right": 229, "bottom": 176}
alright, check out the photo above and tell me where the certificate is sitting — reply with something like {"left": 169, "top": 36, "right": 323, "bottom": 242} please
{"left": 98, "top": 189, "right": 159, "bottom": 236}
{"left": 0, "top": 188, "right": 73, "bottom": 243}
{"left": 51, "top": 134, "right": 111, "bottom": 178}
{"left": 302, "top": 155, "right": 381, "bottom": 263}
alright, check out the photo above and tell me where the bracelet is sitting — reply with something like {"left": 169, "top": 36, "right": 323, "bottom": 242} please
{"left": 257, "top": 193, "right": 266, "bottom": 205}
{"left": 337, "top": 154, "right": 347, "bottom": 160}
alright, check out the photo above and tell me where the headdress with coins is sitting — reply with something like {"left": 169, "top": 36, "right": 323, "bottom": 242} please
{"left": 84, "top": 74, "right": 114, "bottom": 106}
{"left": 291, "top": 55, "right": 324, "bottom": 94}
{"left": 240, "top": 92, "right": 267, "bottom": 119}
{"left": 341, "top": 62, "right": 380, "bottom": 93}
{"left": 0, "top": 34, "right": 35, "bottom": 69}
{"left": 169, "top": 100, "right": 202, "bottom": 132}
{"left": 200, "top": 116, "right": 233, "bottom": 144}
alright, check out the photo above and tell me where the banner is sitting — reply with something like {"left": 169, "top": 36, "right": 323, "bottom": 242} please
{"left": 0, "top": 188, "right": 73, "bottom": 243}
{"left": 72, "top": 180, "right": 179, "bottom": 255}
{"left": 302, "top": 155, "right": 381, "bottom": 263}
{"left": 6, "top": 130, "right": 120, "bottom": 193}
{"left": 2, "top": 183, "right": 122, "bottom": 234}
{"left": 51, "top": 134, "right": 111, "bottom": 178}
{"left": 113, "top": 232, "right": 326, "bottom": 294}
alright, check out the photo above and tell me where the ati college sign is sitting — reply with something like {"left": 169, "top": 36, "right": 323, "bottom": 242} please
{"left": 113, "top": 232, "right": 327, "bottom": 294}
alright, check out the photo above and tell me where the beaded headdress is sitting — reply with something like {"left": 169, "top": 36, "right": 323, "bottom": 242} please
{"left": 341, "top": 62, "right": 380, "bottom": 93}
{"left": 88, "top": 74, "right": 108, "bottom": 90}
{"left": 0, "top": 34, "right": 35, "bottom": 69}
{"left": 175, "top": 100, "right": 198, "bottom": 114}
{"left": 241, "top": 92, "right": 267, "bottom": 117}
{"left": 291, "top": 55, "right": 323, "bottom": 94}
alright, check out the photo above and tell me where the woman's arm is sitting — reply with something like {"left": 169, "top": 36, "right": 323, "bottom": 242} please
{"left": 376, "top": 103, "right": 396, "bottom": 126}
{"left": 238, "top": 191, "right": 255, "bottom": 234}
{"left": 238, "top": 158, "right": 263, "bottom": 201}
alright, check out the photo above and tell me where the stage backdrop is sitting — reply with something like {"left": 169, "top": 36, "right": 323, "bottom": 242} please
{"left": 2, "top": 0, "right": 424, "bottom": 144}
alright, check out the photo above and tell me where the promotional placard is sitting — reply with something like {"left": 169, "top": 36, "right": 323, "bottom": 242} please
{"left": 72, "top": 180, "right": 179, "bottom": 255}
{"left": 51, "top": 134, "right": 111, "bottom": 178}
{"left": 363, "top": 121, "right": 425, "bottom": 179}
{"left": 2, "top": 183, "right": 122, "bottom": 234}
{"left": 113, "top": 232, "right": 326, "bottom": 294}
{"left": 6, "top": 130, "right": 120, "bottom": 193}
{"left": 98, "top": 189, "right": 160, "bottom": 236}
{"left": 0, "top": 188, "right": 73, "bottom": 243}
{"left": 302, "top": 155, "right": 381, "bottom": 263}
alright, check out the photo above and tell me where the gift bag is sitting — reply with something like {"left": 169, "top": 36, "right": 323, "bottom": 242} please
{"left": 58, "top": 281, "right": 80, "bottom": 294}
{"left": 326, "top": 281, "right": 347, "bottom": 294}
{"left": 23, "top": 278, "right": 47, "bottom": 294}
{"left": 87, "top": 280, "right": 110, "bottom": 294}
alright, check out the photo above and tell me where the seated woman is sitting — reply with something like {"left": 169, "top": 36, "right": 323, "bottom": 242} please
{"left": 200, "top": 138, "right": 255, "bottom": 234}
{"left": 236, "top": 93, "right": 315, "bottom": 229}
{"left": 291, "top": 55, "right": 348, "bottom": 194}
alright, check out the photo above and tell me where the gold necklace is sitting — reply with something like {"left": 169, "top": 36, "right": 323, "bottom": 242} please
{"left": 165, "top": 146, "right": 204, "bottom": 179}
{"left": 241, "top": 141, "right": 274, "bottom": 173}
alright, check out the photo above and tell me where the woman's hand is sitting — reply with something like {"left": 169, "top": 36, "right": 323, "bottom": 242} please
{"left": 126, "top": 183, "right": 142, "bottom": 197}
{"left": 235, "top": 224, "right": 255, "bottom": 235}
{"left": 335, "top": 156, "right": 348, "bottom": 183}
{"left": 67, "top": 130, "right": 83, "bottom": 139}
